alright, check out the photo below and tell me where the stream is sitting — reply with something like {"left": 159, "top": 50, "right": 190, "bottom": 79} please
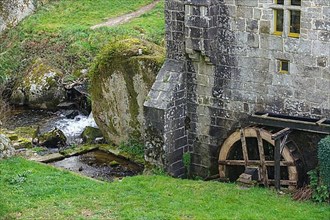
{"left": 3, "top": 108, "right": 143, "bottom": 181}
{"left": 51, "top": 149, "right": 143, "bottom": 181}
{"left": 4, "top": 108, "right": 97, "bottom": 144}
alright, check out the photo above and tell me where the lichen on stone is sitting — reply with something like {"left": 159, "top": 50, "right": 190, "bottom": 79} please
{"left": 89, "top": 38, "right": 165, "bottom": 145}
{"left": 10, "top": 58, "right": 66, "bottom": 109}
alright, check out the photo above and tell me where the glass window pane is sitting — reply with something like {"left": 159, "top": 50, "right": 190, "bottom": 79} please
{"left": 281, "top": 61, "right": 289, "bottom": 72}
{"left": 275, "top": 9, "right": 284, "bottom": 32}
{"left": 291, "top": 0, "right": 301, "bottom": 6}
{"left": 276, "top": 0, "right": 284, "bottom": 4}
{"left": 290, "top": 10, "right": 301, "bottom": 34}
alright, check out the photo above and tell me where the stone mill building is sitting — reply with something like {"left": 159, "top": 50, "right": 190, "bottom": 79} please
{"left": 144, "top": 0, "right": 330, "bottom": 188}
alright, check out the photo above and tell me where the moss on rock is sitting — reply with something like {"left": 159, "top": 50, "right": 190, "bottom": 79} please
{"left": 10, "top": 58, "right": 66, "bottom": 110}
{"left": 89, "top": 38, "right": 164, "bottom": 145}
{"left": 81, "top": 126, "right": 103, "bottom": 144}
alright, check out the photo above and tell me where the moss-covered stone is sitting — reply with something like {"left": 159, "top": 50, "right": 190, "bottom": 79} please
{"left": 0, "top": 126, "right": 34, "bottom": 149}
{"left": 10, "top": 58, "right": 66, "bottom": 110}
{"left": 81, "top": 126, "right": 103, "bottom": 144}
{"left": 89, "top": 38, "right": 164, "bottom": 145}
{"left": 0, "top": 134, "right": 15, "bottom": 159}
{"left": 38, "top": 128, "right": 67, "bottom": 148}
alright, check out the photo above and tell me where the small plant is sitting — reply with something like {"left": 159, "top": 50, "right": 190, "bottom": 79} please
{"left": 119, "top": 138, "right": 145, "bottom": 160}
{"left": 183, "top": 152, "right": 191, "bottom": 178}
{"left": 151, "top": 167, "right": 167, "bottom": 176}
{"left": 307, "top": 169, "right": 329, "bottom": 203}
{"left": 8, "top": 170, "right": 32, "bottom": 186}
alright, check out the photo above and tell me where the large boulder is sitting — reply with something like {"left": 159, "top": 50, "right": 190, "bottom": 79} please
{"left": 10, "top": 58, "right": 66, "bottom": 109}
{"left": 0, "top": 134, "right": 15, "bottom": 159}
{"left": 89, "top": 38, "right": 164, "bottom": 145}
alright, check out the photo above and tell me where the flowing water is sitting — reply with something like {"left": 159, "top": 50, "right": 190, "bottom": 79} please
{"left": 54, "top": 113, "right": 98, "bottom": 144}
{"left": 4, "top": 108, "right": 98, "bottom": 144}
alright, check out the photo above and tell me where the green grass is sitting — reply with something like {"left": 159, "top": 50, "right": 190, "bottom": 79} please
{"left": 0, "top": 0, "right": 165, "bottom": 82}
{"left": 0, "top": 158, "right": 329, "bottom": 219}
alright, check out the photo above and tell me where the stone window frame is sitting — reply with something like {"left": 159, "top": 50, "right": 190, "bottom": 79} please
{"left": 271, "top": 0, "right": 301, "bottom": 38}
{"left": 277, "top": 59, "right": 290, "bottom": 74}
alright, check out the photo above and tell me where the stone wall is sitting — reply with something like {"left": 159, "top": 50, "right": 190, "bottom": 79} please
{"left": 0, "top": 0, "right": 48, "bottom": 33}
{"left": 145, "top": 0, "right": 330, "bottom": 177}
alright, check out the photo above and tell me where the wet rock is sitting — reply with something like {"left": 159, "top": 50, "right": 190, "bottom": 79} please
{"left": 38, "top": 128, "right": 67, "bottom": 148}
{"left": 64, "top": 110, "right": 79, "bottom": 119}
{"left": 109, "top": 160, "right": 120, "bottom": 167}
{"left": 89, "top": 38, "right": 164, "bottom": 145}
{"left": 10, "top": 58, "right": 66, "bottom": 110}
{"left": 81, "top": 126, "right": 103, "bottom": 144}
{"left": 0, "top": 134, "right": 15, "bottom": 159}
{"left": 57, "top": 102, "right": 76, "bottom": 110}
{"left": 94, "top": 137, "right": 105, "bottom": 144}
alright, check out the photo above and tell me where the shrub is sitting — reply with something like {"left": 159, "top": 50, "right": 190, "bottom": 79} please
{"left": 307, "top": 169, "right": 329, "bottom": 203}
{"left": 318, "top": 136, "right": 330, "bottom": 189}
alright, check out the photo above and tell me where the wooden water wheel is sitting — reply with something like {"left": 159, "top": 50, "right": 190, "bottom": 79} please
{"left": 218, "top": 127, "right": 303, "bottom": 188}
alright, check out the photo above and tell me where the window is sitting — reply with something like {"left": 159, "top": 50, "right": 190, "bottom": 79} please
{"left": 276, "top": 0, "right": 284, "bottom": 5}
{"left": 274, "top": 9, "right": 284, "bottom": 35}
{"left": 291, "top": 0, "right": 301, "bottom": 6}
{"left": 272, "top": 0, "right": 301, "bottom": 38}
{"left": 289, "top": 10, "right": 300, "bottom": 37}
{"left": 279, "top": 60, "right": 289, "bottom": 73}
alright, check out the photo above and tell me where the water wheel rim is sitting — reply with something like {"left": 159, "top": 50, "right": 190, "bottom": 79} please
{"left": 218, "top": 127, "right": 298, "bottom": 186}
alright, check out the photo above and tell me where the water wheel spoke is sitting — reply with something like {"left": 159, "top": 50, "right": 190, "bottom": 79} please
{"left": 240, "top": 128, "right": 249, "bottom": 167}
{"left": 257, "top": 129, "right": 268, "bottom": 186}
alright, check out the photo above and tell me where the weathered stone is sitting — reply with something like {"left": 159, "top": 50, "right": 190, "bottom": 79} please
{"left": 0, "top": 0, "right": 50, "bottom": 33}
{"left": 81, "top": 126, "right": 103, "bottom": 144}
{"left": 90, "top": 38, "right": 164, "bottom": 145}
{"left": 38, "top": 128, "right": 67, "bottom": 148}
{"left": 10, "top": 58, "right": 66, "bottom": 110}
{"left": 0, "top": 134, "right": 15, "bottom": 159}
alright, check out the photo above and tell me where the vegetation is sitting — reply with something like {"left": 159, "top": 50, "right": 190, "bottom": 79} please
{"left": 306, "top": 136, "right": 330, "bottom": 203}
{"left": 308, "top": 169, "right": 329, "bottom": 203}
{"left": 318, "top": 136, "right": 330, "bottom": 189}
{"left": 0, "top": 157, "right": 329, "bottom": 219}
{"left": 118, "top": 138, "right": 145, "bottom": 162}
{"left": 0, "top": 0, "right": 165, "bottom": 82}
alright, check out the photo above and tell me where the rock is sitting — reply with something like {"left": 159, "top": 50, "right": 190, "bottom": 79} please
{"left": 10, "top": 58, "right": 66, "bottom": 110}
{"left": 38, "top": 128, "right": 67, "bottom": 148}
{"left": 64, "top": 110, "right": 79, "bottom": 119}
{"left": 0, "top": 134, "right": 15, "bottom": 159}
{"left": 94, "top": 137, "right": 105, "bottom": 144}
{"left": 57, "top": 102, "right": 77, "bottom": 110}
{"left": 89, "top": 38, "right": 164, "bottom": 145}
{"left": 81, "top": 126, "right": 103, "bottom": 144}
{"left": 109, "top": 160, "right": 120, "bottom": 167}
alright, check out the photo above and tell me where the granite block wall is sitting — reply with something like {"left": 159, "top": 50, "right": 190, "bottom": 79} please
{"left": 145, "top": 0, "right": 330, "bottom": 177}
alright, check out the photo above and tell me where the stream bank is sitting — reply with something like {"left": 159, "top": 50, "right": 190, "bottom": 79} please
{"left": 0, "top": 107, "right": 144, "bottom": 181}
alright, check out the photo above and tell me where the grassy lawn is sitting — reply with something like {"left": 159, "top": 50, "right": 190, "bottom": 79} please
{"left": 0, "top": 158, "right": 329, "bottom": 219}
{"left": 0, "top": 0, "right": 164, "bottom": 82}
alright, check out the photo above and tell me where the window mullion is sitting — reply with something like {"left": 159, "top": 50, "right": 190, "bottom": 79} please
{"left": 283, "top": 8, "right": 290, "bottom": 37}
